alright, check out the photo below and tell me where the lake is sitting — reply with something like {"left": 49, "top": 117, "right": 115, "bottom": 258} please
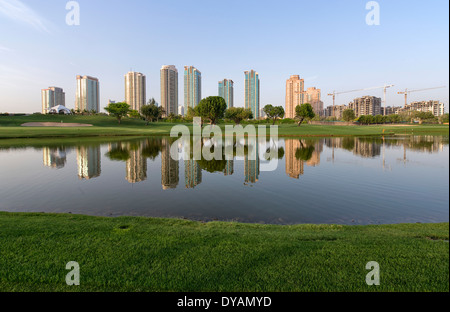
{"left": 0, "top": 136, "right": 448, "bottom": 225}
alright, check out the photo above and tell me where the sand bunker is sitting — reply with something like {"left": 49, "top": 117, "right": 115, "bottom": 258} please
{"left": 21, "top": 122, "right": 93, "bottom": 127}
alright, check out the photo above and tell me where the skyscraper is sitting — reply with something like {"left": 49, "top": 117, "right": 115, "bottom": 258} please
{"left": 76, "top": 75, "right": 100, "bottom": 113}
{"left": 160, "top": 65, "right": 178, "bottom": 117}
{"left": 244, "top": 70, "right": 260, "bottom": 119}
{"left": 125, "top": 71, "right": 146, "bottom": 112}
{"left": 184, "top": 66, "right": 201, "bottom": 114}
{"left": 304, "top": 87, "right": 323, "bottom": 116}
{"left": 41, "top": 87, "right": 65, "bottom": 114}
{"left": 285, "top": 75, "right": 304, "bottom": 119}
{"left": 218, "top": 79, "right": 234, "bottom": 108}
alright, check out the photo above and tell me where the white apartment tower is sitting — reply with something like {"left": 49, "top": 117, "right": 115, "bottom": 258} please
{"left": 160, "top": 65, "right": 178, "bottom": 116}
{"left": 76, "top": 75, "right": 100, "bottom": 113}
{"left": 41, "top": 87, "right": 65, "bottom": 114}
{"left": 125, "top": 71, "right": 146, "bottom": 112}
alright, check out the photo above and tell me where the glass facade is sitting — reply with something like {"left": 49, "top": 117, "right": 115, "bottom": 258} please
{"left": 76, "top": 75, "right": 100, "bottom": 113}
{"left": 244, "top": 70, "right": 260, "bottom": 119}
{"left": 41, "top": 87, "right": 65, "bottom": 114}
{"left": 218, "top": 79, "right": 234, "bottom": 108}
{"left": 184, "top": 66, "right": 201, "bottom": 114}
{"left": 160, "top": 65, "right": 178, "bottom": 116}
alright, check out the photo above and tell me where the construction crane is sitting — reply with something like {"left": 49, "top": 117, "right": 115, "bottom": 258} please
{"left": 366, "top": 84, "right": 394, "bottom": 115}
{"left": 398, "top": 86, "right": 446, "bottom": 107}
{"left": 327, "top": 89, "right": 365, "bottom": 118}
{"left": 327, "top": 84, "right": 394, "bottom": 117}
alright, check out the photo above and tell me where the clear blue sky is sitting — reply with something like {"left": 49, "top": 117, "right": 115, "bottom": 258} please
{"left": 0, "top": 0, "right": 448, "bottom": 113}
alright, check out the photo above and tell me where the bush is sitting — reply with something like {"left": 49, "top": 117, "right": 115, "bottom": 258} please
{"left": 279, "top": 118, "right": 296, "bottom": 124}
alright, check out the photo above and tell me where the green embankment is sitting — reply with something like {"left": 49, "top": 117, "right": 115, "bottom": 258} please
{"left": 0, "top": 212, "right": 448, "bottom": 292}
{"left": 0, "top": 115, "right": 448, "bottom": 139}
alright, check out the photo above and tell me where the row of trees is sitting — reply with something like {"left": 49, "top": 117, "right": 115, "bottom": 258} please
{"left": 105, "top": 98, "right": 448, "bottom": 126}
{"left": 350, "top": 110, "right": 442, "bottom": 125}
{"left": 105, "top": 96, "right": 317, "bottom": 126}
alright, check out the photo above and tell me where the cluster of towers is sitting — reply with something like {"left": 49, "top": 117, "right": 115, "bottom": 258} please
{"left": 41, "top": 67, "right": 263, "bottom": 119}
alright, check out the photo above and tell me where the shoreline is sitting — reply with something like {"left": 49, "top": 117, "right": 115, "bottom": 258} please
{"left": 0, "top": 115, "right": 448, "bottom": 140}
{"left": 1, "top": 210, "right": 448, "bottom": 227}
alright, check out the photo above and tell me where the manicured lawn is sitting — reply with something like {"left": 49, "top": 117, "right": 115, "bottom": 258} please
{"left": 0, "top": 212, "right": 448, "bottom": 292}
{"left": 0, "top": 115, "right": 448, "bottom": 138}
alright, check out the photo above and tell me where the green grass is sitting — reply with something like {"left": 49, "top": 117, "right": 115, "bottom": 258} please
{"left": 0, "top": 115, "right": 448, "bottom": 139}
{"left": 0, "top": 212, "right": 448, "bottom": 292}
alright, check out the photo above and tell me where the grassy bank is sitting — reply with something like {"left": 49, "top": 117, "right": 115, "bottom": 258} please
{"left": 0, "top": 212, "right": 448, "bottom": 292}
{"left": 0, "top": 115, "right": 448, "bottom": 139}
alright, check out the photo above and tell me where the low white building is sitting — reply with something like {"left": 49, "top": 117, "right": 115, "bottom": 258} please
{"left": 48, "top": 105, "right": 72, "bottom": 115}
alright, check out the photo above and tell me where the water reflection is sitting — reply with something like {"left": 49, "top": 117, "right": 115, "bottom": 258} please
{"left": 43, "top": 146, "right": 68, "bottom": 169}
{"left": 33, "top": 136, "right": 448, "bottom": 187}
{"left": 162, "top": 140, "right": 179, "bottom": 189}
{"left": 0, "top": 135, "right": 447, "bottom": 225}
{"left": 77, "top": 145, "right": 101, "bottom": 180}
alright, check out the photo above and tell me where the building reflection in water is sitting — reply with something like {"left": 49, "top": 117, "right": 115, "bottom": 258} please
{"left": 185, "top": 159, "right": 202, "bottom": 189}
{"left": 126, "top": 144, "right": 147, "bottom": 184}
{"left": 224, "top": 160, "right": 234, "bottom": 176}
{"left": 285, "top": 139, "right": 304, "bottom": 179}
{"left": 353, "top": 139, "right": 381, "bottom": 158}
{"left": 306, "top": 140, "right": 322, "bottom": 167}
{"left": 38, "top": 136, "right": 447, "bottom": 185}
{"left": 43, "top": 147, "right": 67, "bottom": 169}
{"left": 161, "top": 140, "right": 179, "bottom": 190}
{"left": 244, "top": 138, "right": 259, "bottom": 184}
{"left": 77, "top": 145, "right": 101, "bottom": 180}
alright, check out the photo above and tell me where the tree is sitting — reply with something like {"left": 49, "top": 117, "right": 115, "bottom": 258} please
{"left": 295, "top": 103, "right": 315, "bottom": 126}
{"left": 185, "top": 107, "right": 196, "bottom": 119}
{"left": 412, "top": 111, "right": 436, "bottom": 124}
{"left": 358, "top": 115, "right": 367, "bottom": 125}
{"left": 263, "top": 104, "right": 285, "bottom": 125}
{"left": 387, "top": 114, "right": 401, "bottom": 124}
{"left": 128, "top": 109, "right": 141, "bottom": 118}
{"left": 167, "top": 113, "right": 176, "bottom": 122}
{"left": 224, "top": 107, "right": 253, "bottom": 125}
{"left": 358, "top": 115, "right": 375, "bottom": 125}
{"left": 140, "top": 103, "right": 159, "bottom": 125}
{"left": 104, "top": 102, "right": 130, "bottom": 124}
{"left": 439, "top": 113, "right": 449, "bottom": 124}
{"left": 374, "top": 114, "right": 384, "bottom": 124}
{"left": 195, "top": 96, "right": 228, "bottom": 125}
{"left": 366, "top": 115, "right": 375, "bottom": 124}
{"left": 342, "top": 109, "right": 356, "bottom": 122}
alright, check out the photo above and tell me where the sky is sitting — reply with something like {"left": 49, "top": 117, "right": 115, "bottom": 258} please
{"left": 0, "top": 0, "right": 448, "bottom": 113}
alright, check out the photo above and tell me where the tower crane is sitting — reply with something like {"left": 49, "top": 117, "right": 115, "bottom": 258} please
{"left": 398, "top": 86, "right": 446, "bottom": 107}
{"left": 327, "top": 84, "right": 394, "bottom": 117}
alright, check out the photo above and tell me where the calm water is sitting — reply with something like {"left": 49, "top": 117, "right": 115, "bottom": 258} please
{"left": 0, "top": 136, "right": 448, "bottom": 225}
